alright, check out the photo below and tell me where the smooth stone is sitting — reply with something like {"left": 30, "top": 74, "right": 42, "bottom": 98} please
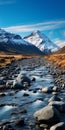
{"left": 41, "top": 87, "right": 52, "bottom": 93}
{"left": 50, "top": 122, "right": 65, "bottom": 130}
{"left": 34, "top": 105, "right": 60, "bottom": 127}
{"left": 49, "top": 101, "right": 65, "bottom": 113}
{"left": 12, "top": 81, "right": 23, "bottom": 89}
{"left": 48, "top": 96, "right": 61, "bottom": 103}
{"left": 3, "top": 124, "right": 14, "bottom": 130}
{"left": 16, "top": 75, "right": 31, "bottom": 86}
{"left": 23, "top": 93, "right": 29, "bottom": 96}
{"left": 52, "top": 86, "right": 60, "bottom": 92}
{"left": 31, "top": 77, "right": 36, "bottom": 82}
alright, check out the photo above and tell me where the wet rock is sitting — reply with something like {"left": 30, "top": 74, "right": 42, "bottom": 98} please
{"left": 3, "top": 124, "right": 14, "bottom": 130}
{"left": 6, "top": 81, "right": 13, "bottom": 88}
{"left": 50, "top": 122, "right": 65, "bottom": 130}
{"left": 52, "top": 86, "right": 60, "bottom": 92}
{"left": 14, "top": 118, "right": 24, "bottom": 127}
{"left": 49, "top": 101, "right": 65, "bottom": 113}
{"left": 23, "top": 93, "right": 29, "bottom": 96}
{"left": 0, "top": 93, "right": 6, "bottom": 97}
{"left": 41, "top": 87, "right": 52, "bottom": 93}
{"left": 17, "top": 75, "right": 31, "bottom": 87}
{"left": 34, "top": 105, "right": 60, "bottom": 128}
{"left": 61, "top": 83, "right": 65, "bottom": 89}
{"left": 31, "top": 77, "right": 36, "bottom": 82}
{"left": 12, "top": 81, "right": 23, "bottom": 89}
{"left": 0, "top": 80, "right": 6, "bottom": 85}
{"left": 48, "top": 96, "right": 61, "bottom": 103}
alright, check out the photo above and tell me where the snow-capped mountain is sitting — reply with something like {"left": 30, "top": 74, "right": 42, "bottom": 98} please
{"left": 0, "top": 28, "right": 42, "bottom": 55}
{"left": 24, "top": 31, "right": 60, "bottom": 54}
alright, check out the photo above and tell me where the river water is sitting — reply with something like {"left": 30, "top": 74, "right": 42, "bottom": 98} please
{"left": 0, "top": 62, "right": 58, "bottom": 129}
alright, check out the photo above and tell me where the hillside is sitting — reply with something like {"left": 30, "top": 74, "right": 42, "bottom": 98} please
{"left": 45, "top": 46, "right": 65, "bottom": 70}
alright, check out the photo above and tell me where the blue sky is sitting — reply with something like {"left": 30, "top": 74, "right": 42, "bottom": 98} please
{"left": 0, "top": 0, "right": 65, "bottom": 47}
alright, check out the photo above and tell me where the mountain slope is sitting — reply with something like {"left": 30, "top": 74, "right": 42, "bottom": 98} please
{"left": 55, "top": 46, "right": 65, "bottom": 54}
{"left": 45, "top": 46, "right": 65, "bottom": 70}
{"left": 0, "top": 29, "right": 42, "bottom": 55}
{"left": 24, "top": 31, "right": 60, "bottom": 54}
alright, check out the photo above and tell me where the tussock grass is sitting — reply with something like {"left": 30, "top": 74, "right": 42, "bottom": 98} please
{"left": 45, "top": 54, "right": 65, "bottom": 70}
{"left": 0, "top": 54, "right": 39, "bottom": 68}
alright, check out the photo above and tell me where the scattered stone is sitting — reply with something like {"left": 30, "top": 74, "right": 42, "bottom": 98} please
{"left": 50, "top": 122, "right": 65, "bottom": 130}
{"left": 41, "top": 87, "right": 52, "bottom": 93}
{"left": 12, "top": 81, "right": 23, "bottom": 89}
{"left": 31, "top": 77, "right": 36, "bottom": 82}
{"left": 48, "top": 96, "right": 61, "bottom": 103}
{"left": 23, "top": 93, "right": 29, "bottom": 96}
{"left": 3, "top": 124, "right": 14, "bottom": 130}
{"left": 52, "top": 86, "right": 60, "bottom": 92}
{"left": 15, "top": 118, "right": 24, "bottom": 127}
{"left": 0, "top": 93, "right": 6, "bottom": 97}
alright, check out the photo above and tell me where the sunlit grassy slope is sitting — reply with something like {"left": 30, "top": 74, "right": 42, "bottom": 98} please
{"left": 45, "top": 53, "right": 65, "bottom": 70}
{"left": 0, "top": 53, "right": 39, "bottom": 68}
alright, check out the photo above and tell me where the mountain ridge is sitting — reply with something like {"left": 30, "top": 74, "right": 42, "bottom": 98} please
{"left": 0, "top": 28, "right": 43, "bottom": 55}
{"left": 24, "top": 30, "right": 60, "bottom": 54}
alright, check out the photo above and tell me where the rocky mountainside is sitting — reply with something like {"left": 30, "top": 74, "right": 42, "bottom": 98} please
{"left": 0, "top": 29, "right": 42, "bottom": 55}
{"left": 56, "top": 46, "right": 65, "bottom": 54}
{"left": 24, "top": 31, "right": 60, "bottom": 54}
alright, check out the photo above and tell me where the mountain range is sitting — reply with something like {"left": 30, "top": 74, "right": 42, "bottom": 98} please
{"left": 0, "top": 28, "right": 42, "bottom": 55}
{"left": 0, "top": 28, "right": 61, "bottom": 55}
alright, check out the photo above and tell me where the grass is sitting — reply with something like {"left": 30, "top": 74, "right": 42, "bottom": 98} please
{"left": 45, "top": 53, "right": 65, "bottom": 70}
{"left": 0, "top": 53, "right": 40, "bottom": 68}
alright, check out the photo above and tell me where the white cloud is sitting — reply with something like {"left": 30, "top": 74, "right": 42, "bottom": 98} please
{"left": 54, "top": 38, "right": 65, "bottom": 48}
{"left": 3, "top": 20, "right": 65, "bottom": 33}
{"left": 0, "top": 0, "right": 16, "bottom": 5}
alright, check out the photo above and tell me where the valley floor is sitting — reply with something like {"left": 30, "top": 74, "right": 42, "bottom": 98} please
{"left": 0, "top": 57, "right": 65, "bottom": 129}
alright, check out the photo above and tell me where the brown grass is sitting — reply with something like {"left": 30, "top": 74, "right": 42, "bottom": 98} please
{"left": 45, "top": 53, "right": 65, "bottom": 70}
{"left": 0, "top": 53, "right": 40, "bottom": 68}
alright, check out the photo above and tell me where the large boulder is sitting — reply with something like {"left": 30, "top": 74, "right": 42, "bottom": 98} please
{"left": 49, "top": 101, "right": 65, "bottom": 113}
{"left": 16, "top": 75, "right": 31, "bottom": 87}
{"left": 34, "top": 105, "right": 60, "bottom": 128}
{"left": 12, "top": 75, "right": 31, "bottom": 89}
{"left": 50, "top": 122, "right": 65, "bottom": 130}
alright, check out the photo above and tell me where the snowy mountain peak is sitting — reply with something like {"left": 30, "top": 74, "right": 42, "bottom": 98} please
{"left": 24, "top": 30, "right": 60, "bottom": 53}
{"left": 0, "top": 28, "right": 42, "bottom": 55}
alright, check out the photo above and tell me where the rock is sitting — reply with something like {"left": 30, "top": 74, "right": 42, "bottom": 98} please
{"left": 12, "top": 81, "right": 23, "bottom": 89}
{"left": 23, "top": 93, "right": 29, "bottom": 96}
{"left": 48, "top": 96, "right": 61, "bottom": 103}
{"left": 61, "top": 83, "right": 65, "bottom": 89}
{"left": 49, "top": 101, "right": 65, "bottom": 113}
{"left": 15, "top": 118, "right": 24, "bottom": 127}
{"left": 6, "top": 81, "right": 13, "bottom": 88}
{"left": 3, "top": 124, "right": 14, "bottom": 130}
{"left": 0, "top": 93, "right": 6, "bottom": 97}
{"left": 34, "top": 105, "right": 60, "bottom": 128}
{"left": 17, "top": 75, "right": 31, "bottom": 87}
{"left": 0, "top": 79, "right": 6, "bottom": 85}
{"left": 52, "top": 86, "right": 60, "bottom": 92}
{"left": 31, "top": 77, "right": 36, "bottom": 82}
{"left": 41, "top": 87, "right": 52, "bottom": 93}
{"left": 50, "top": 122, "right": 65, "bottom": 130}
